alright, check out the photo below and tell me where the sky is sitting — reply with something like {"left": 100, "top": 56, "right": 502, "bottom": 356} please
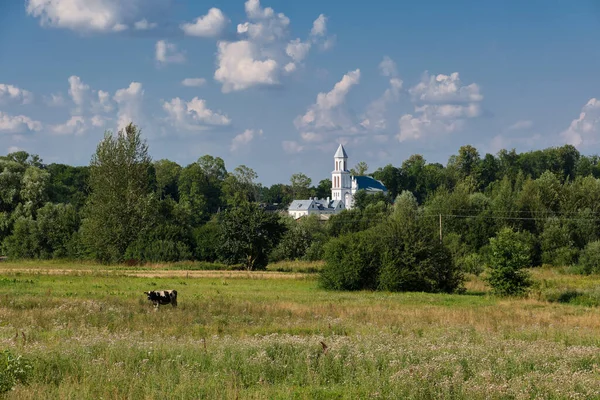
{"left": 1, "top": 0, "right": 600, "bottom": 186}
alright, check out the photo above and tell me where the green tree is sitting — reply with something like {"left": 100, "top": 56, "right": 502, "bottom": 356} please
{"left": 222, "top": 165, "right": 259, "bottom": 206}
{"left": 487, "top": 228, "right": 532, "bottom": 296}
{"left": 350, "top": 161, "right": 368, "bottom": 176}
{"left": 80, "top": 123, "right": 157, "bottom": 263}
{"left": 290, "top": 173, "right": 312, "bottom": 199}
{"left": 315, "top": 179, "right": 332, "bottom": 200}
{"left": 154, "top": 159, "right": 181, "bottom": 200}
{"left": 219, "top": 202, "right": 286, "bottom": 270}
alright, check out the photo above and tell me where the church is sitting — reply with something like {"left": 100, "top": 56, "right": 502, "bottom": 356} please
{"left": 288, "top": 144, "right": 388, "bottom": 219}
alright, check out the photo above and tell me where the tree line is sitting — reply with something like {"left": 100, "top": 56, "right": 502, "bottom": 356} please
{"left": 2, "top": 124, "right": 600, "bottom": 293}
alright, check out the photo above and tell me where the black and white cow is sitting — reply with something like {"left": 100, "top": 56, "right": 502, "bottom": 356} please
{"left": 144, "top": 290, "right": 178, "bottom": 308}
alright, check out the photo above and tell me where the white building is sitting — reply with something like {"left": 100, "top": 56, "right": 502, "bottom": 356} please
{"left": 288, "top": 144, "right": 388, "bottom": 219}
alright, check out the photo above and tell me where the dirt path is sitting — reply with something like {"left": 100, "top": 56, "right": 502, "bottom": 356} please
{"left": 0, "top": 268, "right": 314, "bottom": 280}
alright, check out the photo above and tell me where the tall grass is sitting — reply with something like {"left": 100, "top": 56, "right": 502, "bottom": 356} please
{"left": 1, "top": 265, "right": 600, "bottom": 398}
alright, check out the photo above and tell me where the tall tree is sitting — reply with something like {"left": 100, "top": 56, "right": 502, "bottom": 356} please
{"left": 222, "top": 165, "right": 259, "bottom": 205}
{"left": 219, "top": 202, "right": 286, "bottom": 270}
{"left": 290, "top": 173, "right": 312, "bottom": 199}
{"left": 350, "top": 161, "right": 369, "bottom": 176}
{"left": 80, "top": 124, "right": 157, "bottom": 263}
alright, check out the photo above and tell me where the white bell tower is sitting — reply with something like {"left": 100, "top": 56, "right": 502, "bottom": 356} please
{"left": 331, "top": 144, "right": 351, "bottom": 205}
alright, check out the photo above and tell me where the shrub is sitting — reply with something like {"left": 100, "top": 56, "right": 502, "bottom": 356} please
{"left": 320, "top": 228, "right": 382, "bottom": 291}
{"left": 193, "top": 221, "right": 220, "bottom": 262}
{"left": 486, "top": 228, "right": 532, "bottom": 296}
{"left": 578, "top": 240, "right": 600, "bottom": 274}
{"left": 0, "top": 350, "right": 32, "bottom": 394}
{"left": 457, "top": 253, "right": 485, "bottom": 275}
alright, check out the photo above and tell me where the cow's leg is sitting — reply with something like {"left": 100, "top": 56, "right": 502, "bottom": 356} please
{"left": 171, "top": 298, "right": 177, "bottom": 307}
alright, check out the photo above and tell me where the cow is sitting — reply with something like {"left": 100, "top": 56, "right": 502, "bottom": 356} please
{"left": 144, "top": 290, "right": 178, "bottom": 308}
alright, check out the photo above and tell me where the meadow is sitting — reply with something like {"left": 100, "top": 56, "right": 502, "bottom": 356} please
{"left": 1, "top": 262, "right": 600, "bottom": 399}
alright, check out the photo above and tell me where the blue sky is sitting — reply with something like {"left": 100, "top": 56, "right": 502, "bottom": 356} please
{"left": 1, "top": 0, "right": 600, "bottom": 185}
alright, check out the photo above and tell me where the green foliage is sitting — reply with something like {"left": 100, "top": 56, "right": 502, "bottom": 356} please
{"left": 486, "top": 228, "right": 532, "bottom": 296}
{"left": 321, "top": 228, "right": 382, "bottom": 290}
{"left": 193, "top": 220, "right": 221, "bottom": 262}
{"left": 219, "top": 203, "right": 286, "bottom": 270}
{"left": 322, "top": 191, "right": 463, "bottom": 293}
{"left": 457, "top": 253, "right": 485, "bottom": 275}
{"left": 80, "top": 124, "right": 157, "bottom": 263}
{"left": 0, "top": 350, "right": 32, "bottom": 394}
{"left": 577, "top": 240, "right": 600, "bottom": 275}
{"left": 272, "top": 215, "right": 328, "bottom": 262}
{"left": 290, "top": 173, "right": 312, "bottom": 199}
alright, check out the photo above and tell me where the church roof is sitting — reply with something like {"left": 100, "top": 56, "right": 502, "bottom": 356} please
{"left": 334, "top": 144, "right": 348, "bottom": 158}
{"left": 288, "top": 198, "right": 344, "bottom": 211}
{"left": 353, "top": 176, "right": 388, "bottom": 193}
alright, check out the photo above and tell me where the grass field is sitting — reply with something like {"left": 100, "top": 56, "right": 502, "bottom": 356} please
{"left": 1, "top": 262, "right": 600, "bottom": 399}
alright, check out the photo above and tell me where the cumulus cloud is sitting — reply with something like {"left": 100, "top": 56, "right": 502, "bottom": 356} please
{"left": 282, "top": 140, "right": 304, "bottom": 154}
{"left": 361, "top": 78, "right": 403, "bottom": 131}
{"left": 44, "top": 93, "right": 66, "bottom": 107}
{"left": 163, "top": 97, "right": 231, "bottom": 131}
{"left": 68, "top": 76, "right": 90, "bottom": 111}
{"left": 215, "top": 40, "right": 279, "bottom": 93}
{"left": 113, "top": 82, "right": 144, "bottom": 131}
{"left": 397, "top": 71, "right": 483, "bottom": 142}
{"left": 181, "top": 8, "right": 228, "bottom": 38}
{"left": 25, "top": 0, "right": 168, "bottom": 33}
{"left": 181, "top": 78, "right": 206, "bottom": 87}
{"left": 52, "top": 116, "right": 87, "bottom": 135}
{"left": 231, "top": 128, "right": 263, "bottom": 151}
{"left": 0, "top": 112, "right": 42, "bottom": 134}
{"left": 286, "top": 39, "right": 311, "bottom": 62}
{"left": 134, "top": 19, "right": 157, "bottom": 30}
{"left": 0, "top": 84, "right": 34, "bottom": 105}
{"left": 561, "top": 98, "right": 600, "bottom": 147}
{"left": 409, "top": 72, "right": 482, "bottom": 104}
{"left": 295, "top": 69, "right": 360, "bottom": 134}
{"left": 379, "top": 56, "right": 398, "bottom": 78}
{"left": 94, "top": 90, "right": 113, "bottom": 113}
{"left": 311, "top": 14, "right": 327, "bottom": 37}
{"left": 215, "top": 0, "right": 334, "bottom": 92}
{"left": 155, "top": 40, "right": 186, "bottom": 64}
{"left": 508, "top": 120, "right": 533, "bottom": 131}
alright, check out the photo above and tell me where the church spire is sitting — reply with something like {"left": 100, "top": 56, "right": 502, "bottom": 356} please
{"left": 334, "top": 143, "right": 348, "bottom": 158}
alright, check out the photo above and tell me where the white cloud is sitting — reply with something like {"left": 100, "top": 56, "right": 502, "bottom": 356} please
{"left": 379, "top": 56, "right": 398, "bottom": 78}
{"left": 181, "top": 8, "right": 228, "bottom": 38}
{"left": 361, "top": 77, "right": 403, "bottom": 130}
{"left": 238, "top": 0, "right": 289, "bottom": 43}
{"left": 295, "top": 69, "right": 360, "bottom": 134}
{"left": 231, "top": 129, "right": 263, "bottom": 151}
{"left": 91, "top": 115, "right": 108, "bottom": 127}
{"left": 7, "top": 146, "right": 23, "bottom": 153}
{"left": 93, "top": 90, "right": 113, "bottom": 113}
{"left": 0, "top": 112, "right": 42, "bottom": 134}
{"left": 561, "top": 98, "right": 600, "bottom": 147}
{"left": 113, "top": 82, "right": 144, "bottom": 132}
{"left": 0, "top": 84, "right": 34, "bottom": 105}
{"left": 181, "top": 78, "right": 207, "bottom": 87}
{"left": 215, "top": 40, "right": 278, "bottom": 93}
{"left": 26, "top": 0, "right": 168, "bottom": 33}
{"left": 286, "top": 39, "right": 311, "bottom": 62}
{"left": 155, "top": 40, "right": 185, "bottom": 64}
{"left": 45, "top": 93, "right": 66, "bottom": 107}
{"left": 283, "top": 63, "right": 296, "bottom": 73}
{"left": 163, "top": 97, "right": 231, "bottom": 131}
{"left": 398, "top": 71, "right": 483, "bottom": 142}
{"left": 52, "top": 116, "right": 87, "bottom": 135}
{"left": 409, "top": 72, "right": 483, "bottom": 104}
{"left": 134, "top": 19, "right": 156, "bottom": 30}
{"left": 68, "top": 76, "right": 90, "bottom": 111}
{"left": 508, "top": 120, "right": 533, "bottom": 130}
{"left": 282, "top": 140, "right": 304, "bottom": 154}
{"left": 311, "top": 14, "right": 327, "bottom": 37}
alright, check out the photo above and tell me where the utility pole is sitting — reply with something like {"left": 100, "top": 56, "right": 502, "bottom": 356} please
{"left": 439, "top": 214, "right": 443, "bottom": 243}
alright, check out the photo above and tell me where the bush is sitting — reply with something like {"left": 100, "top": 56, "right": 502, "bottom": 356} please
{"left": 0, "top": 350, "right": 32, "bottom": 394}
{"left": 321, "top": 191, "right": 464, "bottom": 294}
{"left": 457, "top": 253, "right": 485, "bottom": 275}
{"left": 578, "top": 240, "right": 600, "bottom": 274}
{"left": 193, "top": 221, "right": 220, "bottom": 262}
{"left": 320, "top": 228, "right": 382, "bottom": 291}
{"left": 486, "top": 228, "right": 532, "bottom": 296}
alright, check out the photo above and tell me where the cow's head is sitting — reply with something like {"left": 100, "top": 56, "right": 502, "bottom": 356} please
{"left": 144, "top": 291, "right": 156, "bottom": 301}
